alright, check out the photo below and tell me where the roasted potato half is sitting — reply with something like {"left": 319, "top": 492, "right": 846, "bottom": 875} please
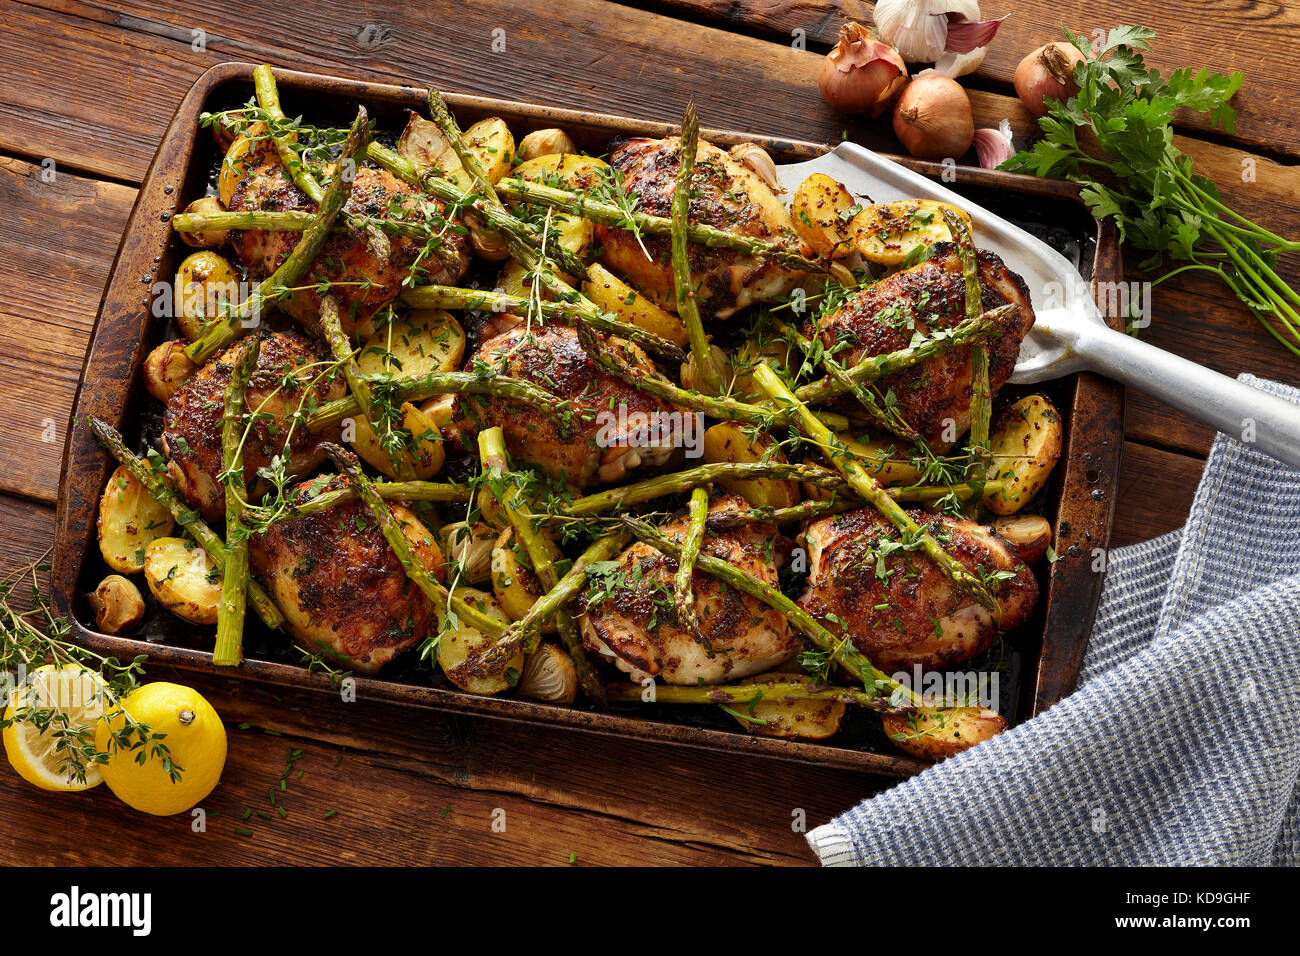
{"left": 490, "top": 528, "right": 559, "bottom": 634}
{"left": 357, "top": 310, "right": 465, "bottom": 380}
{"left": 850, "top": 199, "right": 971, "bottom": 266}
{"left": 349, "top": 402, "right": 445, "bottom": 481}
{"left": 702, "top": 422, "right": 799, "bottom": 510}
{"left": 435, "top": 521, "right": 497, "bottom": 585}
{"left": 436, "top": 588, "right": 522, "bottom": 695}
{"left": 982, "top": 395, "right": 1064, "bottom": 516}
{"left": 462, "top": 117, "right": 516, "bottom": 185}
{"left": 584, "top": 263, "right": 689, "bottom": 348}
{"left": 883, "top": 705, "right": 1007, "bottom": 761}
{"left": 218, "top": 121, "right": 270, "bottom": 206}
{"left": 97, "top": 466, "right": 175, "bottom": 574}
{"left": 143, "top": 537, "right": 222, "bottom": 626}
{"left": 511, "top": 154, "right": 611, "bottom": 260}
{"left": 176, "top": 250, "right": 240, "bottom": 342}
{"left": 790, "top": 173, "right": 856, "bottom": 259}
{"left": 727, "top": 674, "right": 846, "bottom": 740}
{"left": 143, "top": 340, "right": 199, "bottom": 403}
{"left": 87, "top": 575, "right": 146, "bottom": 634}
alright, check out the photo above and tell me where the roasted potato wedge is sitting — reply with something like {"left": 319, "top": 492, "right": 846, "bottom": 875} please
{"left": 143, "top": 340, "right": 199, "bottom": 402}
{"left": 702, "top": 422, "right": 799, "bottom": 509}
{"left": 349, "top": 402, "right": 445, "bottom": 481}
{"left": 850, "top": 199, "right": 971, "bottom": 266}
{"left": 991, "top": 514, "right": 1052, "bottom": 563}
{"left": 790, "top": 173, "right": 856, "bottom": 259}
{"left": 176, "top": 250, "right": 239, "bottom": 342}
{"left": 883, "top": 705, "right": 1007, "bottom": 761}
{"left": 982, "top": 395, "right": 1064, "bottom": 516}
{"left": 584, "top": 263, "right": 689, "bottom": 348}
{"left": 511, "top": 154, "right": 610, "bottom": 260}
{"left": 462, "top": 117, "right": 516, "bottom": 185}
{"left": 490, "top": 528, "right": 559, "bottom": 634}
{"left": 436, "top": 588, "right": 522, "bottom": 695}
{"left": 218, "top": 122, "right": 270, "bottom": 206}
{"left": 727, "top": 674, "right": 846, "bottom": 740}
{"left": 178, "top": 196, "right": 229, "bottom": 248}
{"left": 143, "top": 537, "right": 222, "bottom": 626}
{"left": 420, "top": 393, "right": 457, "bottom": 432}
{"left": 87, "top": 575, "right": 146, "bottom": 634}
{"left": 97, "top": 466, "right": 175, "bottom": 574}
{"left": 357, "top": 310, "right": 465, "bottom": 380}
{"left": 435, "top": 521, "right": 497, "bottom": 585}
{"left": 516, "top": 128, "right": 576, "bottom": 162}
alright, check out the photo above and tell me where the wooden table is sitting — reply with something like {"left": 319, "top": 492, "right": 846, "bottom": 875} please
{"left": 1, "top": 0, "right": 1296, "bottom": 866}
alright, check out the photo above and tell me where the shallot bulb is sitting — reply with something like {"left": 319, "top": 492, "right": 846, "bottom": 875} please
{"left": 1014, "top": 42, "right": 1086, "bottom": 117}
{"left": 818, "top": 22, "right": 909, "bottom": 117}
{"left": 892, "top": 72, "right": 974, "bottom": 160}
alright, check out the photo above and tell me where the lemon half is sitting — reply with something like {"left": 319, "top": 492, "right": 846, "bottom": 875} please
{"left": 3, "top": 663, "right": 108, "bottom": 792}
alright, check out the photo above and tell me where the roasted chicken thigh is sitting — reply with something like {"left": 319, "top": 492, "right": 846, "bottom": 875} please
{"left": 597, "top": 137, "right": 808, "bottom": 319}
{"left": 798, "top": 508, "right": 1038, "bottom": 673}
{"left": 249, "top": 475, "right": 445, "bottom": 673}
{"left": 163, "top": 331, "right": 345, "bottom": 521}
{"left": 811, "top": 243, "right": 1035, "bottom": 446}
{"left": 450, "top": 324, "right": 684, "bottom": 489}
{"left": 580, "top": 495, "right": 797, "bottom": 684}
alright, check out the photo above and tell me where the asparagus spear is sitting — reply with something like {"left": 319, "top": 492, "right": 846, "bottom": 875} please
{"left": 495, "top": 176, "right": 830, "bottom": 276}
{"left": 942, "top": 207, "right": 991, "bottom": 471}
{"left": 752, "top": 363, "right": 996, "bottom": 610}
{"left": 321, "top": 443, "right": 505, "bottom": 636}
{"left": 672, "top": 487, "right": 710, "bottom": 636}
{"left": 792, "top": 304, "right": 1014, "bottom": 404}
{"left": 577, "top": 325, "right": 852, "bottom": 433}
{"left": 670, "top": 103, "right": 723, "bottom": 395}
{"left": 619, "top": 514, "right": 911, "bottom": 699}
{"left": 477, "top": 428, "right": 607, "bottom": 705}
{"left": 88, "top": 417, "right": 284, "bottom": 630}
{"left": 214, "top": 334, "right": 260, "bottom": 666}
{"left": 252, "top": 64, "right": 390, "bottom": 262}
{"left": 186, "top": 107, "right": 372, "bottom": 364}
{"left": 367, "top": 139, "right": 590, "bottom": 280}
{"left": 271, "top": 479, "right": 471, "bottom": 520}
{"left": 701, "top": 478, "right": 1006, "bottom": 528}
{"left": 172, "top": 208, "right": 439, "bottom": 243}
{"left": 606, "top": 679, "right": 900, "bottom": 713}
{"left": 398, "top": 283, "right": 686, "bottom": 364}
{"left": 479, "top": 530, "right": 631, "bottom": 672}
{"left": 318, "top": 295, "right": 415, "bottom": 481}
{"left": 303, "top": 370, "right": 571, "bottom": 433}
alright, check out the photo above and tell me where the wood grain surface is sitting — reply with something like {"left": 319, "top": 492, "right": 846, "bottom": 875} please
{"left": 0, "top": 0, "right": 1295, "bottom": 865}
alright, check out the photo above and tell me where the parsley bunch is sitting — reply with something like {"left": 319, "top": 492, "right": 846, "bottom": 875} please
{"left": 1004, "top": 26, "right": 1300, "bottom": 354}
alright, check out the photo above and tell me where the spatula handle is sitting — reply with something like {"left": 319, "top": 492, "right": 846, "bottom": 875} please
{"left": 1063, "top": 321, "right": 1300, "bottom": 469}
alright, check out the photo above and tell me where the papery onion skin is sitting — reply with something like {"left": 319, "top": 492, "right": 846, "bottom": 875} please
{"left": 892, "top": 73, "right": 975, "bottom": 160}
{"left": 819, "top": 22, "right": 910, "bottom": 117}
{"left": 1014, "top": 42, "right": 1086, "bottom": 117}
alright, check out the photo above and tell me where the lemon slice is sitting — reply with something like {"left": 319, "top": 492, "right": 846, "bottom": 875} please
{"left": 3, "top": 663, "right": 107, "bottom": 792}
{"left": 96, "top": 682, "right": 227, "bottom": 816}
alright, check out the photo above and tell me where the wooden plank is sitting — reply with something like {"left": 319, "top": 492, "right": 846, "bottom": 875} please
{"left": 633, "top": 0, "right": 1300, "bottom": 159}
{"left": 1111, "top": 441, "right": 1204, "bottom": 547}
{"left": 0, "top": 156, "right": 135, "bottom": 502}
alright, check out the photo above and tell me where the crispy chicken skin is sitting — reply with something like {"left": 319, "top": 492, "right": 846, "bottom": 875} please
{"left": 451, "top": 324, "right": 684, "bottom": 489}
{"left": 162, "top": 331, "right": 345, "bottom": 522}
{"left": 249, "top": 475, "right": 445, "bottom": 673}
{"left": 596, "top": 137, "right": 808, "bottom": 319}
{"left": 580, "top": 496, "right": 797, "bottom": 684}
{"left": 798, "top": 508, "right": 1037, "bottom": 672}
{"left": 227, "top": 157, "right": 471, "bottom": 340}
{"left": 811, "top": 243, "right": 1035, "bottom": 446}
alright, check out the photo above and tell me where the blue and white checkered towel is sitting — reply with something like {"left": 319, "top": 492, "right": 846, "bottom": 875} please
{"left": 807, "top": 374, "right": 1300, "bottom": 866}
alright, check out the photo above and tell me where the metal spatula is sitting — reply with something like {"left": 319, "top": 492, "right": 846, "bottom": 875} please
{"left": 776, "top": 142, "right": 1300, "bottom": 469}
